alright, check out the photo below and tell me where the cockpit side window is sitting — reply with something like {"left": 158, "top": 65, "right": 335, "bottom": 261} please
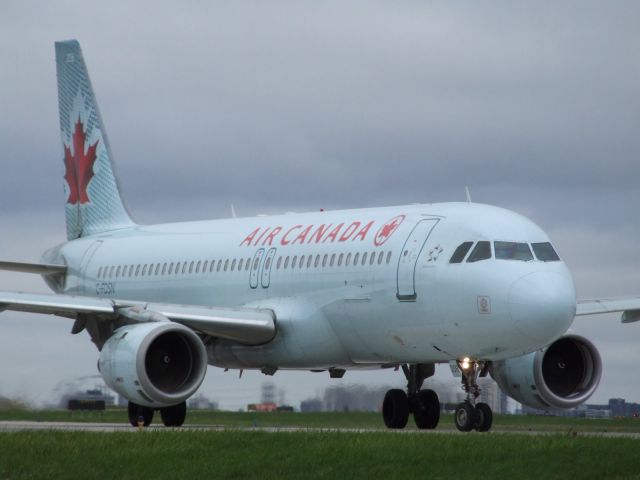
{"left": 466, "top": 241, "right": 491, "bottom": 262}
{"left": 532, "top": 242, "right": 560, "bottom": 262}
{"left": 450, "top": 242, "right": 474, "bottom": 263}
{"left": 494, "top": 241, "right": 534, "bottom": 261}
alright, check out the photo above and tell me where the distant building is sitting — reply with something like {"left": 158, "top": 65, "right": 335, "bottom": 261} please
{"left": 478, "top": 378, "right": 509, "bottom": 414}
{"left": 188, "top": 394, "right": 219, "bottom": 410}
{"left": 300, "top": 398, "right": 323, "bottom": 412}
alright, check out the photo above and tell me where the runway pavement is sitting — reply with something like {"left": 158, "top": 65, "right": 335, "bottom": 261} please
{"left": 1, "top": 421, "right": 640, "bottom": 438}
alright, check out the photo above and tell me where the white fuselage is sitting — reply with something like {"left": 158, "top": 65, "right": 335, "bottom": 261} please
{"left": 45, "top": 202, "right": 577, "bottom": 370}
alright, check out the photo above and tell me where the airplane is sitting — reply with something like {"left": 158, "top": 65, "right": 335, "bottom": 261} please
{"left": 1, "top": 39, "right": 639, "bottom": 432}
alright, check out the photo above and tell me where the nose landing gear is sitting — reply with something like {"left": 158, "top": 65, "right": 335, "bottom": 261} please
{"left": 382, "top": 364, "right": 440, "bottom": 430}
{"left": 454, "top": 359, "right": 493, "bottom": 432}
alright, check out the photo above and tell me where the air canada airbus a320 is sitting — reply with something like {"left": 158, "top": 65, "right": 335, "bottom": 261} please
{"left": 2, "top": 40, "right": 639, "bottom": 431}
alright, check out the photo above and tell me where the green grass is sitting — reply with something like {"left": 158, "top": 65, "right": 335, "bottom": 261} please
{"left": 2, "top": 408, "right": 640, "bottom": 433}
{"left": 0, "top": 430, "right": 639, "bottom": 480}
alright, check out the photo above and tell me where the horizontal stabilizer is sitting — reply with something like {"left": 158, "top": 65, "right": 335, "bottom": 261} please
{"left": 0, "top": 291, "right": 275, "bottom": 345}
{"left": 576, "top": 296, "right": 640, "bottom": 323}
{"left": 0, "top": 261, "right": 67, "bottom": 276}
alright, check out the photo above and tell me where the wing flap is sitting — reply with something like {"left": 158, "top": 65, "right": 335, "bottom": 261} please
{"left": 0, "top": 291, "right": 276, "bottom": 344}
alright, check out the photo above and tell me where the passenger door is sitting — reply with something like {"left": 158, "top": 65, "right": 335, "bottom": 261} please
{"left": 396, "top": 219, "right": 439, "bottom": 301}
{"left": 249, "top": 248, "right": 265, "bottom": 289}
{"left": 261, "top": 248, "right": 277, "bottom": 288}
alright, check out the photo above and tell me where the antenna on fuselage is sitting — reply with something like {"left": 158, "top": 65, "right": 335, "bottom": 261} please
{"left": 231, "top": 204, "right": 237, "bottom": 218}
{"left": 465, "top": 186, "right": 473, "bottom": 203}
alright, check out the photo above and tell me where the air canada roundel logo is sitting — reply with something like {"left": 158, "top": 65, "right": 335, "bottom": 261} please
{"left": 374, "top": 215, "right": 405, "bottom": 246}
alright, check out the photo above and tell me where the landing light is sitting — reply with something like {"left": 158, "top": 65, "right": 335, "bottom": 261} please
{"left": 461, "top": 357, "right": 471, "bottom": 370}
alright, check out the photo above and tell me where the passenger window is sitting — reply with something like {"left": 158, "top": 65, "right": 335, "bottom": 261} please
{"left": 224, "top": 259, "right": 229, "bottom": 271}
{"left": 246, "top": 258, "right": 251, "bottom": 271}
{"left": 361, "top": 252, "right": 368, "bottom": 266}
{"left": 322, "top": 254, "right": 328, "bottom": 267}
{"left": 168, "top": 263, "right": 174, "bottom": 275}
{"left": 299, "top": 255, "right": 305, "bottom": 268}
{"left": 338, "top": 253, "right": 343, "bottom": 266}
{"left": 277, "top": 257, "right": 282, "bottom": 269}
{"left": 217, "top": 260, "right": 223, "bottom": 272}
{"left": 142, "top": 265, "right": 148, "bottom": 276}
{"left": 154, "top": 264, "right": 160, "bottom": 275}
{"left": 315, "top": 255, "right": 320, "bottom": 268}
{"left": 292, "top": 256, "right": 297, "bottom": 268}
{"left": 353, "top": 252, "right": 359, "bottom": 265}
{"left": 189, "top": 261, "right": 194, "bottom": 273}
{"left": 386, "top": 251, "right": 392, "bottom": 264}
{"left": 129, "top": 265, "right": 134, "bottom": 277}
{"left": 238, "top": 258, "right": 243, "bottom": 271}
{"left": 346, "top": 253, "right": 351, "bottom": 266}
{"left": 97, "top": 267, "right": 103, "bottom": 278}
{"left": 175, "top": 262, "right": 181, "bottom": 274}
{"left": 231, "top": 259, "right": 237, "bottom": 271}
{"left": 330, "top": 254, "right": 336, "bottom": 267}
{"left": 495, "top": 242, "right": 534, "bottom": 261}
{"left": 284, "top": 256, "right": 290, "bottom": 269}
{"left": 134, "top": 265, "right": 140, "bottom": 276}
{"left": 182, "top": 263, "right": 187, "bottom": 274}
{"left": 209, "top": 261, "right": 215, "bottom": 273}
{"left": 378, "top": 251, "right": 384, "bottom": 265}
{"left": 450, "top": 242, "right": 474, "bottom": 264}
{"left": 466, "top": 241, "right": 492, "bottom": 263}
{"left": 532, "top": 242, "right": 561, "bottom": 262}
{"left": 196, "top": 261, "right": 201, "bottom": 273}
{"left": 265, "top": 257, "right": 271, "bottom": 270}
{"left": 307, "top": 255, "right": 312, "bottom": 268}
{"left": 369, "top": 252, "right": 375, "bottom": 265}
{"left": 114, "top": 266, "right": 121, "bottom": 278}
{"left": 162, "top": 263, "right": 167, "bottom": 275}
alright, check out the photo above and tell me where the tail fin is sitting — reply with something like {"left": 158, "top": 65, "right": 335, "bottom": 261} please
{"left": 55, "top": 40, "right": 135, "bottom": 240}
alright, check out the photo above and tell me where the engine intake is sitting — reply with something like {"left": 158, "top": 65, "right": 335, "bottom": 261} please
{"left": 490, "top": 334, "right": 602, "bottom": 410}
{"left": 99, "top": 322, "right": 207, "bottom": 407}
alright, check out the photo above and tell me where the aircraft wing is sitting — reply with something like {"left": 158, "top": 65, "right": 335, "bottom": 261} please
{"left": 576, "top": 296, "right": 640, "bottom": 323}
{"left": 0, "top": 291, "right": 275, "bottom": 345}
{"left": 0, "top": 261, "right": 67, "bottom": 275}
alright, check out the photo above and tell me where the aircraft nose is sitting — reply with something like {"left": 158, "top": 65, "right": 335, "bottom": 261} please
{"left": 509, "top": 271, "right": 576, "bottom": 344}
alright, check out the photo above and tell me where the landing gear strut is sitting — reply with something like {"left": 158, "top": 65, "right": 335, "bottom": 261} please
{"left": 454, "top": 359, "right": 493, "bottom": 432}
{"left": 382, "top": 364, "right": 440, "bottom": 430}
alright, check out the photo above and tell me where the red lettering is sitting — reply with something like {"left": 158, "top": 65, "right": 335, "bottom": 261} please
{"left": 253, "top": 227, "right": 271, "bottom": 246}
{"left": 323, "top": 223, "right": 344, "bottom": 243}
{"left": 339, "top": 221, "right": 360, "bottom": 242}
{"left": 308, "top": 224, "right": 332, "bottom": 244}
{"left": 281, "top": 225, "right": 303, "bottom": 245}
{"left": 240, "top": 228, "right": 260, "bottom": 247}
{"left": 352, "top": 220, "right": 374, "bottom": 242}
{"left": 262, "top": 226, "right": 282, "bottom": 246}
{"left": 292, "top": 225, "right": 312, "bottom": 245}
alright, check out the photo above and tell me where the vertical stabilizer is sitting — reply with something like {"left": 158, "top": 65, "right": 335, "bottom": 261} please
{"left": 55, "top": 40, "right": 135, "bottom": 240}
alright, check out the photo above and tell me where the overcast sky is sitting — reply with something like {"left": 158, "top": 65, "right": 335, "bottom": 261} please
{"left": 0, "top": 1, "right": 638, "bottom": 410}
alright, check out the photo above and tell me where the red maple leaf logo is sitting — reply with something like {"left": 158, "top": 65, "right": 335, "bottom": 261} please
{"left": 374, "top": 215, "right": 405, "bottom": 246}
{"left": 64, "top": 118, "right": 98, "bottom": 204}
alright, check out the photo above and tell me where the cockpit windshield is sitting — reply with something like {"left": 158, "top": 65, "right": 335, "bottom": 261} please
{"left": 532, "top": 242, "right": 560, "bottom": 262}
{"left": 494, "top": 242, "right": 534, "bottom": 261}
{"left": 466, "top": 241, "right": 491, "bottom": 263}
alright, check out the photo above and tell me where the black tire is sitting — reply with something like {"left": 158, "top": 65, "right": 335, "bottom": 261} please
{"left": 413, "top": 389, "right": 440, "bottom": 430}
{"left": 160, "top": 401, "right": 187, "bottom": 427}
{"left": 382, "top": 389, "right": 409, "bottom": 429}
{"left": 128, "top": 401, "right": 154, "bottom": 427}
{"left": 454, "top": 401, "right": 475, "bottom": 432}
{"left": 474, "top": 402, "right": 493, "bottom": 432}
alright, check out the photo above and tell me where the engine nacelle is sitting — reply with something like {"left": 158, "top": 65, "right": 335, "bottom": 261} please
{"left": 490, "top": 334, "right": 602, "bottom": 410}
{"left": 98, "top": 322, "right": 208, "bottom": 408}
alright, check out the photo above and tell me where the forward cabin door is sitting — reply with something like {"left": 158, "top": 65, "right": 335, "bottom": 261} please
{"left": 396, "top": 219, "right": 439, "bottom": 301}
{"left": 261, "top": 248, "right": 277, "bottom": 288}
{"left": 249, "top": 248, "right": 265, "bottom": 289}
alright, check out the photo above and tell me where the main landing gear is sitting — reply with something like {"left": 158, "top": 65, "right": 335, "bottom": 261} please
{"left": 127, "top": 401, "right": 187, "bottom": 428}
{"left": 453, "top": 359, "right": 493, "bottom": 432}
{"left": 382, "top": 364, "right": 440, "bottom": 430}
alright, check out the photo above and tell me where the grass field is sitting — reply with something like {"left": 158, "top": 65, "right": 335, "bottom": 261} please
{"left": 1, "top": 429, "right": 640, "bottom": 479}
{"left": 1, "top": 410, "right": 640, "bottom": 479}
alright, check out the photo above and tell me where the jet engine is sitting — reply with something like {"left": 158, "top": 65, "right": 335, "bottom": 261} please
{"left": 98, "top": 321, "right": 208, "bottom": 408}
{"left": 490, "top": 334, "right": 602, "bottom": 410}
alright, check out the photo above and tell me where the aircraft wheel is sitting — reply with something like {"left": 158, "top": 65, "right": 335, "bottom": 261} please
{"left": 128, "top": 401, "right": 154, "bottom": 427}
{"left": 413, "top": 389, "right": 440, "bottom": 429}
{"left": 382, "top": 389, "right": 409, "bottom": 429}
{"left": 160, "top": 401, "right": 187, "bottom": 427}
{"left": 454, "top": 401, "right": 475, "bottom": 432}
{"left": 474, "top": 402, "right": 493, "bottom": 432}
